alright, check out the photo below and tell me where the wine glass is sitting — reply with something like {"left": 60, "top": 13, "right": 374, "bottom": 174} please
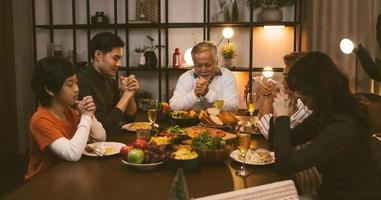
{"left": 246, "top": 92, "right": 256, "bottom": 120}
{"left": 213, "top": 99, "right": 224, "bottom": 110}
{"left": 148, "top": 99, "right": 158, "bottom": 126}
{"left": 236, "top": 131, "right": 251, "bottom": 177}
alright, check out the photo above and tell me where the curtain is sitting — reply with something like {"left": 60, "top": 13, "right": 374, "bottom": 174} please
{"left": 302, "top": 0, "right": 381, "bottom": 95}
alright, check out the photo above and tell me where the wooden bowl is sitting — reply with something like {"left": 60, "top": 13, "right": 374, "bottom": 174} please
{"left": 193, "top": 148, "right": 229, "bottom": 164}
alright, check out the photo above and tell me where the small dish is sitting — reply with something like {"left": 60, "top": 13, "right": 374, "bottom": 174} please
{"left": 83, "top": 142, "right": 126, "bottom": 157}
{"left": 122, "top": 122, "right": 159, "bottom": 132}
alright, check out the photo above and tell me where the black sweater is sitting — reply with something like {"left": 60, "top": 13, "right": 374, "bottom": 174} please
{"left": 269, "top": 114, "right": 381, "bottom": 200}
{"left": 78, "top": 65, "right": 134, "bottom": 135}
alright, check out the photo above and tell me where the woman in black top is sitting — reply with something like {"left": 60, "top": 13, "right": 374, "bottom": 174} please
{"left": 269, "top": 52, "right": 381, "bottom": 199}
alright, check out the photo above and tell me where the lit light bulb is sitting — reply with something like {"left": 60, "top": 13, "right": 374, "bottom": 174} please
{"left": 263, "top": 25, "right": 285, "bottom": 31}
{"left": 340, "top": 38, "right": 354, "bottom": 54}
{"left": 262, "top": 66, "right": 274, "bottom": 78}
{"left": 184, "top": 47, "right": 194, "bottom": 66}
{"left": 222, "top": 27, "right": 234, "bottom": 39}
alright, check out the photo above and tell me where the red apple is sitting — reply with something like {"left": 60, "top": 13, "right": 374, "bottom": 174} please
{"left": 133, "top": 139, "right": 148, "bottom": 149}
{"left": 162, "top": 104, "right": 170, "bottom": 113}
{"left": 120, "top": 145, "right": 133, "bottom": 161}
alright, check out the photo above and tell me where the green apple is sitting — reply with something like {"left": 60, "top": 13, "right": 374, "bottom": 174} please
{"left": 128, "top": 149, "right": 145, "bottom": 164}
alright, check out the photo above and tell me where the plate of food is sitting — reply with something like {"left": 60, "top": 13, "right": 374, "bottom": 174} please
{"left": 83, "top": 142, "right": 126, "bottom": 157}
{"left": 230, "top": 148, "right": 275, "bottom": 165}
{"left": 122, "top": 122, "right": 159, "bottom": 132}
{"left": 184, "top": 125, "right": 237, "bottom": 140}
{"left": 168, "top": 145, "right": 200, "bottom": 172}
{"left": 169, "top": 110, "right": 199, "bottom": 126}
{"left": 169, "top": 110, "right": 200, "bottom": 126}
{"left": 199, "top": 108, "right": 238, "bottom": 128}
{"left": 159, "top": 126, "right": 190, "bottom": 142}
{"left": 200, "top": 122, "right": 229, "bottom": 128}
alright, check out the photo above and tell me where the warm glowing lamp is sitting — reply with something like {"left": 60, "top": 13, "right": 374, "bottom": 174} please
{"left": 263, "top": 25, "right": 285, "bottom": 31}
{"left": 340, "top": 38, "right": 358, "bottom": 93}
{"left": 340, "top": 38, "right": 355, "bottom": 54}
{"left": 222, "top": 27, "right": 234, "bottom": 39}
{"left": 262, "top": 66, "right": 274, "bottom": 78}
{"left": 217, "top": 27, "right": 234, "bottom": 46}
{"left": 184, "top": 47, "right": 193, "bottom": 66}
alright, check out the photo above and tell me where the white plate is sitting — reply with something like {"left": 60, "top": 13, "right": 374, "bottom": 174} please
{"left": 230, "top": 149, "right": 275, "bottom": 165}
{"left": 121, "top": 159, "right": 164, "bottom": 170}
{"left": 200, "top": 122, "right": 229, "bottom": 128}
{"left": 122, "top": 122, "right": 159, "bottom": 132}
{"left": 83, "top": 142, "right": 126, "bottom": 157}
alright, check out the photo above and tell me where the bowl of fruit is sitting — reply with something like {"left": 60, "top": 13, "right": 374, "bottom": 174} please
{"left": 169, "top": 110, "right": 199, "bottom": 126}
{"left": 168, "top": 145, "right": 200, "bottom": 172}
{"left": 120, "top": 138, "right": 169, "bottom": 170}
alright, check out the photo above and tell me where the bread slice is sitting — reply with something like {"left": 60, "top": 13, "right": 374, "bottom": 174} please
{"left": 218, "top": 112, "right": 238, "bottom": 125}
{"left": 209, "top": 115, "right": 224, "bottom": 126}
{"left": 206, "top": 107, "right": 220, "bottom": 116}
{"left": 198, "top": 110, "right": 205, "bottom": 120}
{"left": 204, "top": 113, "right": 218, "bottom": 126}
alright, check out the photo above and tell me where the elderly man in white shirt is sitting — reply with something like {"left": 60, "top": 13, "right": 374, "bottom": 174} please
{"left": 170, "top": 42, "right": 238, "bottom": 112}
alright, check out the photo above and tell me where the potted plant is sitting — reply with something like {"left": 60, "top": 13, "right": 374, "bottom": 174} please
{"left": 134, "top": 47, "right": 146, "bottom": 67}
{"left": 246, "top": 0, "right": 296, "bottom": 22}
{"left": 144, "top": 36, "right": 165, "bottom": 68}
{"left": 220, "top": 42, "right": 237, "bottom": 68}
{"left": 215, "top": 0, "right": 227, "bottom": 22}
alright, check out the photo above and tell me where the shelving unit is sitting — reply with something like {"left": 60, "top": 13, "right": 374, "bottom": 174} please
{"left": 32, "top": 0, "right": 302, "bottom": 103}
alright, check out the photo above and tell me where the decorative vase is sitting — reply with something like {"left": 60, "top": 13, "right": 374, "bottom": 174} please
{"left": 261, "top": 5, "right": 283, "bottom": 22}
{"left": 215, "top": 1, "right": 226, "bottom": 22}
{"left": 231, "top": 0, "right": 239, "bottom": 22}
{"left": 216, "top": 11, "right": 225, "bottom": 22}
{"left": 138, "top": 52, "right": 146, "bottom": 67}
{"left": 144, "top": 51, "right": 157, "bottom": 68}
{"left": 223, "top": 58, "right": 233, "bottom": 68}
{"left": 224, "top": 3, "right": 230, "bottom": 22}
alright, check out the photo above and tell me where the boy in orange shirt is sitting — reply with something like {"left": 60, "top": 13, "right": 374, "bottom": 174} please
{"left": 26, "top": 57, "right": 106, "bottom": 180}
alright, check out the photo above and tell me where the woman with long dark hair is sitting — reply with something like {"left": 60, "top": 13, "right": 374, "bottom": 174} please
{"left": 270, "top": 52, "right": 380, "bottom": 199}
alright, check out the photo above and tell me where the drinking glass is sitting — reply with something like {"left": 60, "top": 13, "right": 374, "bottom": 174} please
{"left": 136, "top": 128, "right": 151, "bottom": 141}
{"left": 148, "top": 99, "right": 158, "bottom": 126}
{"left": 236, "top": 132, "right": 251, "bottom": 177}
{"left": 246, "top": 92, "right": 256, "bottom": 120}
{"left": 213, "top": 99, "right": 224, "bottom": 110}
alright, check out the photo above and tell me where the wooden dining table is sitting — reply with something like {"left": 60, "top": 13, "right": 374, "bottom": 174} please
{"left": 4, "top": 114, "right": 290, "bottom": 200}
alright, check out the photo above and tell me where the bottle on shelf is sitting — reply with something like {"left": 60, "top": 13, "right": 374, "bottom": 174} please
{"left": 172, "top": 48, "right": 182, "bottom": 68}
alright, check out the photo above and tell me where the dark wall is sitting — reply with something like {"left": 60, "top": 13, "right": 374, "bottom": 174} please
{"left": 0, "top": 0, "right": 19, "bottom": 160}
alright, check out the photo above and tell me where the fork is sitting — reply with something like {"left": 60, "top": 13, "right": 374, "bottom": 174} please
{"left": 85, "top": 145, "right": 104, "bottom": 156}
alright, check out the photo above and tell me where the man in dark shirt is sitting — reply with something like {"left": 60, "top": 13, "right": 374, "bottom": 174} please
{"left": 78, "top": 32, "right": 139, "bottom": 135}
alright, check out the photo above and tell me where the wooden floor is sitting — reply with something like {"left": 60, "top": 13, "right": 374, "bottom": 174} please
{"left": 0, "top": 154, "right": 28, "bottom": 198}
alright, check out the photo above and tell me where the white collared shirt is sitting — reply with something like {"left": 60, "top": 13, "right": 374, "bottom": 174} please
{"left": 169, "top": 67, "right": 238, "bottom": 112}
